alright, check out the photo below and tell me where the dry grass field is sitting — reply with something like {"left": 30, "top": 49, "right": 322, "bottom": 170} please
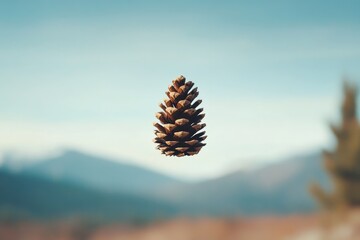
{"left": 1, "top": 211, "right": 359, "bottom": 240}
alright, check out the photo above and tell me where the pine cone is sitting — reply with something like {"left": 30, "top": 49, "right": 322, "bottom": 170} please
{"left": 153, "top": 75, "right": 207, "bottom": 157}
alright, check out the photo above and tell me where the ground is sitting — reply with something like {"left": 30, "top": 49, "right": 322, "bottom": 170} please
{"left": 0, "top": 211, "right": 359, "bottom": 240}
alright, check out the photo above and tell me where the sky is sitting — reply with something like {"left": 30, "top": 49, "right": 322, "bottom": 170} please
{"left": 1, "top": 0, "right": 360, "bottom": 180}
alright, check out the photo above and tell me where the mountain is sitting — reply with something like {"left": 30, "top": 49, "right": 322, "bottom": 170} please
{"left": 0, "top": 169, "right": 176, "bottom": 221}
{"left": 158, "top": 152, "right": 330, "bottom": 215}
{"left": 1, "top": 150, "right": 331, "bottom": 217}
{"left": 13, "top": 150, "right": 183, "bottom": 196}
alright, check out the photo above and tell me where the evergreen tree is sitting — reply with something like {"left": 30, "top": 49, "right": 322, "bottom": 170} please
{"left": 311, "top": 82, "right": 360, "bottom": 209}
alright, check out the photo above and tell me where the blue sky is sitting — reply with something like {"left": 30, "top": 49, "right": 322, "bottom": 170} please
{"left": 1, "top": 1, "right": 360, "bottom": 180}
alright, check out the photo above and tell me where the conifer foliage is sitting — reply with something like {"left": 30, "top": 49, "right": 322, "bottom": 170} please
{"left": 153, "top": 75, "right": 207, "bottom": 157}
{"left": 311, "top": 82, "right": 360, "bottom": 209}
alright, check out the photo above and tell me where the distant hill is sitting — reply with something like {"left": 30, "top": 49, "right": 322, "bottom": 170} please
{"left": 0, "top": 170, "right": 176, "bottom": 221}
{"left": 1, "top": 150, "right": 331, "bottom": 218}
{"left": 11, "top": 150, "right": 183, "bottom": 196}
{"left": 158, "top": 152, "right": 330, "bottom": 215}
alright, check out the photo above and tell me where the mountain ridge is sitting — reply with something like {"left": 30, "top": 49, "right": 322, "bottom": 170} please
{"left": 12, "top": 149, "right": 183, "bottom": 196}
{"left": 0, "top": 149, "right": 331, "bottom": 219}
{"left": 155, "top": 151, "right": 330, "bottom": 215}
{"left": 0, "top": 169, "right": 177, "bottom": 221}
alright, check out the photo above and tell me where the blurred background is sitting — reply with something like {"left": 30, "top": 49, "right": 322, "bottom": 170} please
{"left": 1, "top": 0, "right": 360, "bottom": 239}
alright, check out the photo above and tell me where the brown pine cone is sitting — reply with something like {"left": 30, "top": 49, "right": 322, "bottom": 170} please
{"left": 153, "top": 75, "right": 207, "bottom": 157}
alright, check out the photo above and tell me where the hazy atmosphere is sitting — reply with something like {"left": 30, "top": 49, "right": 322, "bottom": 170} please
{"left": 1, "top": 1, "right": 360, "bottom": 180}
{"left": 2, "top": 1, "right": 360, "bottom": 240}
